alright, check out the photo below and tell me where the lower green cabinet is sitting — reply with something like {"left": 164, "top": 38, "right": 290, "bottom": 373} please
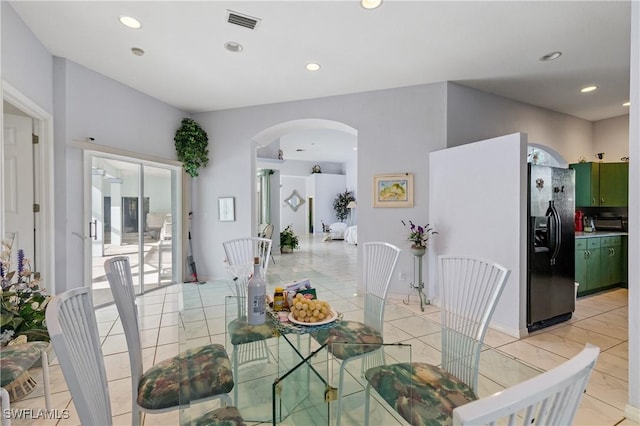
{"left": 576, "top": 235, "right": 627, "bottom": 296}
{"left": 599, "top": 236, "right": 622, "bottom": 286}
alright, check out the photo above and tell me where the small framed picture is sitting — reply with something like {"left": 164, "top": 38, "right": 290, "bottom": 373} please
{"left": 218, "top": 197, "right": 235, "bottom": 221}
{"left": 373, "top": 173, "right": 414, "bottom": 208}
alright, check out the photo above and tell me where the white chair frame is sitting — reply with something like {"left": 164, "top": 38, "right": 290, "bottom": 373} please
{"left": 452, "top": 344, "right": 600, "bottom": 425}
{"left": 333, "top": 241, "right": 400, "bottom": 426}
{"left": 259, "top": 224, "right": 276, "bottom": 264}
{"left": 46, "top": 287, "right": 113, "bottom": 425}
{"left": 104, "top": 256, "right": 232, "bottom": 426}
{"left": 364, "top": 254, "right": 510, "bottom": 425}
{"left": 438, "top": 254, "right": 510, "bottom": 392}
{"left": 1, "top": 388, "right": 11, "bottom": 426}
{"left": 222, "top": 237, "right": 273, "bottom": 405}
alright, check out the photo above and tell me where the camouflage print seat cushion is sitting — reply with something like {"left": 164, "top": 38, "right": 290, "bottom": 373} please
{"left": 138, "top": 344, "right": 233, "bottom": 410}
{"left": 312, "top": 321, "right": 382, "bottom": 360}
{"left": 365, "top": 362, "right": 477, "bottom": 426}
{"left": 185, "top": 406, "right": 246, "bottom": 426}
{"left": 228, "top": 317, "right": 274, "bottom": 345}
{"left": 0, "top": 341, "right": 49, "bottom": 387}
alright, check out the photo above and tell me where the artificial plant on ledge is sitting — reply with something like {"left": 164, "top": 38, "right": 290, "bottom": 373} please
{"left": 174, "top": 118, "right": 209, "bottom": 177}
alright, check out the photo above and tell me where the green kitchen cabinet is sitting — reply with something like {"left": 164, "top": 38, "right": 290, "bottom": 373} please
{"left": 570, "top": 162, "right": 599, "bottom": 207}
{"left": 575, "top": 238, "right": 601, "bottom": 295}
{"left": 599, "top": 163, "right": 628, "bottom": 206}
{"left": 576, "top": 235, "right": 627, "bottom": 296}
{"left": 599, "top": 236, "right": 622, "bottom": 286}
{"left": 569, "top": 162, "right": 628, "bottom": 207}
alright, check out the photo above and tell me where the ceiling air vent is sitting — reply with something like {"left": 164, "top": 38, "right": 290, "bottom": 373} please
{"left": 227, "top": 10, "right": 261, "bottom": 30}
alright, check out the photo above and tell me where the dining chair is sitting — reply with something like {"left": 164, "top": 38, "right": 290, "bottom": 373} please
{"left": 260, "top": 224, "right": 276, "bottom": 264}
{"left": 312, "top": 241, "right": 400, "bottom": 426}
{"left": 0, "top": 341, "right": 51, "bottom": 412}
{"left": 224, "top": 237, "right": 273, "bottom": 278}
{"left": 452, "top": 343, "right": 599, "bottom": 425}
{"left": 46, "top": 286, "right": 247, "bottom": 426}
{"left": 222, "top": 237, "right": 273, "bottom": 405}
{"left": 364, "top": 255, "right": 510, "bottom": 426}
{"left": 0, "top": 388, "right": 10, "bottom": 426}
{"left": 104, "top": 256, "right": 234, "bottom": 426}
{"left": 46, "top": 287, "right": 112, "bottom": 425}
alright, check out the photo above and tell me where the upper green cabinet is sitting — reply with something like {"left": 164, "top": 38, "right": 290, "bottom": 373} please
{"left": 569, "top": 162, "right": 628, "bottom": 207}
{"left": 570, "top": 162, "right": 599, "bottom": 206}
{"left": 599, "top": 163, "right": 629, "bottom": 206}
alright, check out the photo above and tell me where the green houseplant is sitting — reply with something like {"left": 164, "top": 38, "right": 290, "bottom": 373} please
{"left": 174, "top": 118, "right": 209, "bottom": 177}
{"left": 280, "top": 225, "right": 299, "bottom": 253}
{"left": 333, "top": 189, "right": 355, "bottom": 222}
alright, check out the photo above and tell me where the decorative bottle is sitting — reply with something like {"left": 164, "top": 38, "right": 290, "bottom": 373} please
{"left": 247, "top": 257, "right": 266, "bottom": 325}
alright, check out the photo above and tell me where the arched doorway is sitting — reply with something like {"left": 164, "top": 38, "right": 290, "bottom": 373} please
{"left": 252, "top": 119, "right": 358, "bottom": 251}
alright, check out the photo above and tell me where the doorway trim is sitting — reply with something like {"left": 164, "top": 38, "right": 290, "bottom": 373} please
{"left": 2, "top": 80, "right": 55, "bottom": 294}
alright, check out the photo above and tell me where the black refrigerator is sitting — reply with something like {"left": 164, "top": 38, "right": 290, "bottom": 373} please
{"left": 527, "top": 164, "right": 576, "bottom": 332}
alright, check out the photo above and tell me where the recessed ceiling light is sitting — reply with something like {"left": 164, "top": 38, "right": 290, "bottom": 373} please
{"left": 119, "top": 15, "right": 141, "bottom": 29}
{"left": 623, "top": 101, "right": 630, "bottom": 107}
{"left": 353, "top": 147, "right": 358, "bottom": 151}
{"left": 539, "top": 51, "right": 562, "bottom": 61}
{"left": 131, "top": 47, "right": 145, "bottom": 56}
{"left": 224, "top": 41, "right": 243, "bottom": 53}
{"left": 580, "top": 86, "right": 597, "bottom": 93}
{"left": 361, "top": 0, "right": 383, "bottom": 10}
{"left": 306, "top": 63, "right": 321, "bottom": 71}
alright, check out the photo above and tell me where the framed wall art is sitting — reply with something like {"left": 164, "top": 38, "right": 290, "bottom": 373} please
{"left": 373, "top": 173, "right": 414, "bottom": 208}
{"left": 218, "top": 197, "right": 235, "bottom": 221}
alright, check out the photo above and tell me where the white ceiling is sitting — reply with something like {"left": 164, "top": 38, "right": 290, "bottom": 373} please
{"left": 8, "top": 1, "right": 631, "bottom": 161}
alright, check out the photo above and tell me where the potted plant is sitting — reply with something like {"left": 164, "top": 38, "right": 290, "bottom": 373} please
{"left": 333, "top": 189, "right": 355, "bottom": 222}
{"left": 174, "top": 118, "right": 209, "bottom": 177}
{"left": 401, "top": 220, "right": 437, "bottom": 256}
{"left": 280, "top": 225, "right": 299, "bottom": 253}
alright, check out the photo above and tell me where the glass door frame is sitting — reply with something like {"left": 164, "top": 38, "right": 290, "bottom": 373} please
{"left": 82, "top": 147, "right": 183, "bottom": 303}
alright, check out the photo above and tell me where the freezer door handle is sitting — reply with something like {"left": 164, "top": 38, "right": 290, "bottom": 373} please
{"left": 546, "top": 202, "right": 562, "bottom": 266}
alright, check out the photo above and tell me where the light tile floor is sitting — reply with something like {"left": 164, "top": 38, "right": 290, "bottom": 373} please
{"left": 9, "top": 235, "right": 637, "bottom": 425}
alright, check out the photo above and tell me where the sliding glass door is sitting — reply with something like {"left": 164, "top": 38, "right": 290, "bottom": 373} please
{"left": 88, "top": 153, "right": 181, "bottom": 307}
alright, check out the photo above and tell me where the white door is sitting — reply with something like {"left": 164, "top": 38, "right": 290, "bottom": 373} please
{"left": 3, "top": 113, "right": 34, "bottom": 268}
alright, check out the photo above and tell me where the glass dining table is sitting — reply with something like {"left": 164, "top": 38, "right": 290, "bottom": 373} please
{"left": 178, "top": 283, "right": 412, "bottom": 425}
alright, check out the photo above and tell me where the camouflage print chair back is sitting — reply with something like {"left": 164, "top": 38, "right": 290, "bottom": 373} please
{"left": 364, "top": 255, "right": 510, "bottom": 426}
{"left": 104, "top": 256, "right": 236, "bottom": 426}
{"left": 312, "top": 241, "right": 401, "bottom": 426}
{"left": 222, "top": 237, "right": 273, "bottom": 405}
{"left": 47, "top": 286, "right": 247, "bottom": 426}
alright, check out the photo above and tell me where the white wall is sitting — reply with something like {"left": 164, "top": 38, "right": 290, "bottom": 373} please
{"left": 593, "top": 114, "right": 630, "bottom": 161}
{"left": 192, "top": 82, "right": 448, "bottom": 289}
{"left": 626, "top": 1, "right": 639, "bottom": 419}
{"left": 429, "top": 133, "right": 527, "bottom": 337}
{"left": 1, "top": 3, "right": 53, "bottom": 114}
{"left": 447, "top": 82, "right": 593, "bottom": 163}
{"left": 280, "top": 176, "right": 307, "bottom": 237}
{"left": 310, "top": 173, "right": 347, "bottom": 233}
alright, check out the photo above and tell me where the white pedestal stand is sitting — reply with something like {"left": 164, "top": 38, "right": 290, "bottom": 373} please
{"left": 403, "top": 246, "right": 430, "bottom": 311}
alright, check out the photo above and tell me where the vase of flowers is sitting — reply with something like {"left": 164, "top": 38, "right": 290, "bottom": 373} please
{"left": 402, "top": 220, "right": 437, "bottom": 254}
{"left": 0, "top": 234, "right": 50, "bottom": 345}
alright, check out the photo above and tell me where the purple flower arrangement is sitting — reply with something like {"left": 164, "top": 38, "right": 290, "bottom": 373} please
{"left": 401, "top": 220, "right": 437, "bottom": 248}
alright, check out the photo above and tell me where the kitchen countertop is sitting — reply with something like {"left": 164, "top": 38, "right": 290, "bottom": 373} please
{"left": 575, "top": 231, "right": 628, "bottom": 238}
